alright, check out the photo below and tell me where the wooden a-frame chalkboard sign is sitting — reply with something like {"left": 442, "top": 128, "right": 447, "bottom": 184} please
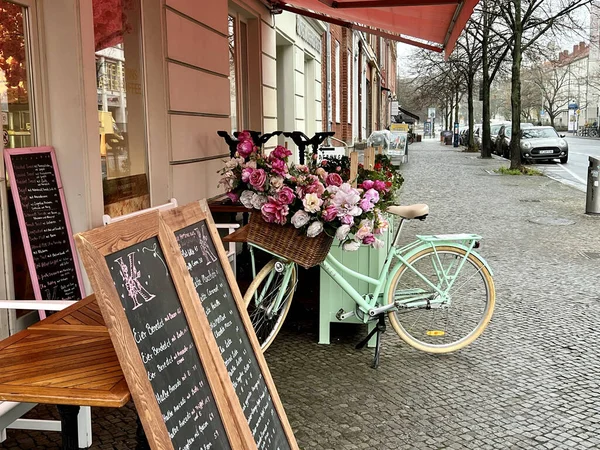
{"left": 4, "top": 146, "right": 85, "bottom": 318}
{"left": 161, "top": 200, "right": 299, "bottom": 450}
{"left": 75, "top": 211, "right": 257, "bottom": 450}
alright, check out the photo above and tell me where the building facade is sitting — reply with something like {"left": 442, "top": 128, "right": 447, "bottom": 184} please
{"left": 0, "top": 0, "right": 396, "bottom": 336}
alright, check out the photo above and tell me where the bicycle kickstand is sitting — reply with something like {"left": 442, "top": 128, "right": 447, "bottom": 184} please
{"left": 355, "top": 314, "right": 386, "bottom": 369}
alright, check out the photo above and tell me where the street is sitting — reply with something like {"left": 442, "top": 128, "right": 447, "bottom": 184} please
{"left": 527, "top": 136, "right": 600, "bottom": 192}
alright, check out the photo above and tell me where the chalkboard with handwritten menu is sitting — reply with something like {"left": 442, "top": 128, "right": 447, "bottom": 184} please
{"left": 76, "top": 212, "right": 256, "bottom": 450}
{"left": 4, "top": 147, "right": 84, "bottom": 315}
{"left": 162, "top": 200, "right": 298, "bottom": 450}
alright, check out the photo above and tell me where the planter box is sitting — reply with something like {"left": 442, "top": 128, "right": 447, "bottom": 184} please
{"left": 318, "top": 228, "right": 392, "bottom": 347}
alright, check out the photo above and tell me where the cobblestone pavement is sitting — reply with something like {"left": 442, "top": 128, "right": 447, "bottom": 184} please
{"left": 2, "top": 139, "right": 600, "bottom": 449}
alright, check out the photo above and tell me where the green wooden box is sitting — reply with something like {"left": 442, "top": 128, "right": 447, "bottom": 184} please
{"left": 318, "top": 228, "right": 391, "bottom": 347}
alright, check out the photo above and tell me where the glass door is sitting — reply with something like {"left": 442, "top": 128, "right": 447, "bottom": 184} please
{"left": 0, "top": 0, "right": 41, "bottom": 335}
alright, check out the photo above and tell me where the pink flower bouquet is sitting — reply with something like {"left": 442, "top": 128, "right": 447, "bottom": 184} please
{"left": 218, "top": 131, "right": 397, "bottom": 251}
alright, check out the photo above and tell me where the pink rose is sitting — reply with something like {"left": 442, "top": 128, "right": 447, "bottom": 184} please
{"left": 373, "top": 180, "right": 387, "bottom": 191}
{"left": 226, "top": 191, "right": 240, "bottom": 203}
{"left": 305, "top": 181, "right": 325, "bottom": 196}
{"left": 241, "top": 167, "right": 254, "bottom": 183}
{"left": 270, "top": 158, "right": 288, "bottom": 176}
{"left": 261, "top": 198, "right": 289, "bottom": 225}
{"left": 362, "top": 235, "right": 376, "bottom": 245}
{"left": 326, "top": 173, "right": 343, "bottom": 187}
{"left": 277, "top": 186, "right": 295, "bottom": 205}
{"left": 342, "top": 214, "right": 354, "bottom": 225}
{"left": 361, "top": 180, "right": 374, "bottom": 190}
{"left": 249, "top": 169, "right": 267, "bottom": 191}
{"left": 322, "top": 205, "right": 338, "bottom": 222}
{"left": 271, "top": 145, "right": 292, "bottom": 159}
{"left": 237, "top": 140, "right": 255, "bottom": 158}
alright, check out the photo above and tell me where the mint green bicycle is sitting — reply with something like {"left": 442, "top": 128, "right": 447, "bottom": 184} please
{"left": 243, "top": 204, "right": 495, "bottom": 367}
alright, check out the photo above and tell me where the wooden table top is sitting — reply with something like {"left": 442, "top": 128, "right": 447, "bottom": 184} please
{"left": 0, "top": 296, "right": 129, "bottom": 408}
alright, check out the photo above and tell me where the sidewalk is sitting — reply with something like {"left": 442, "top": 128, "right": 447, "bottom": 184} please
{"left": 3, "top": 139, "right": 600, "bottom": 449}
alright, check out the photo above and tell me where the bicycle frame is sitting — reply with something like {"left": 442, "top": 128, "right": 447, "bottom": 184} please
{"left": 247, "top": 218, "right": 492, "bottom": 323}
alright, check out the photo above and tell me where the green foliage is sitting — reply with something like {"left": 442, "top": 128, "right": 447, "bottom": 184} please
{"left": 495, "top": 166, "right": 542, "bottom": 176}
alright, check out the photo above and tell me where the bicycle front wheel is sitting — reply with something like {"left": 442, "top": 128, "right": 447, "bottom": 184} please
{"left": 387, "top": 246, "right": 495, "bottom": 353}
{"left": 243, "top": 259, "right": 297, "bottom": 352}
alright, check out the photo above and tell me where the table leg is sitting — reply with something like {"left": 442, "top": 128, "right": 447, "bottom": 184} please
{"left": 136, "top": 415, "right": 150, "bottom": 450}
{"left": 56, "top": 405, "right": 80, "bottom": 450}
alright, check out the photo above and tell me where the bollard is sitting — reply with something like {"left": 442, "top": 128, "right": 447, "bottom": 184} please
{"left": 586, "top": 156, "right": 600, "bottom": 214}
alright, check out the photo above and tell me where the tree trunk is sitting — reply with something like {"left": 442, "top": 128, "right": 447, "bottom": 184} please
{"left": 454, "top": 89, "right": 460, "bottom": 125}
{"left": 509, "top": 0, "right": 523, "bottom": 170}
{"left": 467, "top": 76, "right": 475, "bottom": 150}
{"left": 481, "top": 0, "right": 492, "bottom": 158}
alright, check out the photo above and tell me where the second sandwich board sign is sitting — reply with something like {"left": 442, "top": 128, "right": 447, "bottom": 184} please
{"left": 75, "top": 203, "right": 298, "bottom": 450}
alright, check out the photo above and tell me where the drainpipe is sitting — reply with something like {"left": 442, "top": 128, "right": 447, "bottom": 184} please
{"left": 326, "top": 23, "right": 331, "bottom": 132}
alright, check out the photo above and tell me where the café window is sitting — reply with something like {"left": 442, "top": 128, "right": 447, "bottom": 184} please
{"left": 229, "top": 13, "right": 250, "bottom": 133}
{"left": 93, "top": 0, "right": 150, "bottom": 217}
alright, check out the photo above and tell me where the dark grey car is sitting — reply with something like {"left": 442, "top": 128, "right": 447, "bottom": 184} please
{"left": 519, "top": 126, "right": 568, "bottom": 164}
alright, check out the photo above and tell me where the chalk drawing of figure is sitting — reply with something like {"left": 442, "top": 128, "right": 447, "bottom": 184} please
{"left": 115, "top": 252, "right": 156, "bottom": 310}
{"left": 196, "top": 226, "right": 218, "bottom": 265}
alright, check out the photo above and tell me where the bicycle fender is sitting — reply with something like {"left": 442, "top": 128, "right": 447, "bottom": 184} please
{"left": 383, "top": 243, "right": 494, "bottom": 302}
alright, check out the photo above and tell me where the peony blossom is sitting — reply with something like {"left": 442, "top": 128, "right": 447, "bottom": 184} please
{"left": 237, "top": 130, "right": 252, "bottom": 142}
{"left": 261, "top": 198, "right": 289, "bottom": 225}
{"left": 322, "top": 204, "right": 338, "bottom": 222}
{"left": 373, "top": 180, "right": 387, "bottom": 191}
{"left": 362, "top": 234, "right": 376, "bottom": 245}
{"left": 237, "top": 140, "right": 255, "bottom": 158}
{"left": 241, "top": 167, "right": 254, "bottom": 183}
{"left": 315, "top": 167, "right": 327, "bottom": 180}
{"left": 341, "top": 214, "right": 355, "bottom": 225}
{"left": 277, "top": 186, "right": 295, "bottom": 205}
{"left": 361, "top": 180, "right": 375, "bottom": 190}
{"left": 372, "top": 238, "right": 385, "bottom": 249}
{"left": 355, "top": 220, "right": 373, "bottom": 240}
{"left": 240, "top": 190, "right": 255, "bottom": 209}
{"left": 303, "top": 193, "right": 323, "bottom": 213}
{"left": 343, "top": 240, "right": 361, "bottom": 251}
{"left": 307, "top": 221, "right": 324, "bottom": 237}
{"left": 291, "top": 210, "right": 310, "bottom": 228}
{"left": 332, "top": 183, "right": 362, "bottom": 218}
{"left": 335, "top": 224, "right": 351, "bottom": 240}
{"left": 271, "top": 145, "right": 292, "bottom": 159}
{"left": 326, "top": 173, "right": 343, "bottom": 187}
{"left": 305, "top": 181, "right": 325, "bottom": 196}
{"left": 249, "top": 169, "right": 267, "bottom": 191}
{"left": 270, "top": 158, "right": 288, "bottom": 176}
{"left": 226, "top": 191, "right": 240, "bottom": 203}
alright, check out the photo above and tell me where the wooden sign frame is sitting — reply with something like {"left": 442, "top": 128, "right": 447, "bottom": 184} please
{"left": 75, "top": 211, "right": 256, "bottom": 450}
{"left": 161, "top": 200, "right": 299, "bottom": 450}
{"left": 4, "top": 146, "right": 85, "bottom": 318}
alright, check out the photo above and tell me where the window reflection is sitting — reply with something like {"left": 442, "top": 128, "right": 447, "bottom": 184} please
{"left": 93, "top": 0, "right": 150, "bottom": 217}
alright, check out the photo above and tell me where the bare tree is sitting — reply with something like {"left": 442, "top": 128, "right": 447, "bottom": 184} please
{"left": 496, "top": 0, "right": 593, "bottom": 170}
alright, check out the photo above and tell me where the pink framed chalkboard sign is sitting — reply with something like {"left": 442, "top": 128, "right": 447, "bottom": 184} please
{"left": 4, "top": 146, "right": 85, "bottom": 318}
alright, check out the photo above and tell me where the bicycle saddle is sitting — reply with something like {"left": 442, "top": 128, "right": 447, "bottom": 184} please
{"left": 387, "top": 204, "right": 429, "bottom": 220}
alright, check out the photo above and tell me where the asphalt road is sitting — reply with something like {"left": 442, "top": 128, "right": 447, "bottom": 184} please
{"left": 531, "top": 136, "right": 600, "bottom": 192}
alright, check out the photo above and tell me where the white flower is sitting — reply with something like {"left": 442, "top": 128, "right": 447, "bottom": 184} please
{"left": 245, "top": 160, "right": 257, "bottom": 169}
{"left": 326, "top": 185, "right": 339, "bottom": 195}
{"left": 335, "top": 224, "right": 351, "bottom": 241}
{"left": 303, "top": 193, "right": 323, "bottom": 213}
{"left": 270, "top": 176, "right": 284, "bottom": 191}
{"left": 372, "top": 238, "right": 385, "bottom": 249}
{"left": 291, "top": 210, "right": 310, "bottom": 228}
{"left": 218, "top": 171, "right": 235, "bottom": 190}
{"left": 240, "top": 190, "right": 254, "bottom": 209}
{"left": 307, "top": 221, "right": 324, "bottom": 237}
{"left": 343, "top": 240, "right": 361, "bottom": 251}
{"left": 224, "top": 157, "right": 244, "bottom": 170}
{"left": 251, "top": 193, "right": 267, "bottom": 209}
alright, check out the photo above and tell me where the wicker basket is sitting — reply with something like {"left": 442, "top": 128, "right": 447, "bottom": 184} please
{"left": 247, "top": 213, "right": 333, "bottom": 269}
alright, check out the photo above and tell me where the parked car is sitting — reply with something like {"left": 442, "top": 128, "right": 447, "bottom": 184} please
{"left": 495, "top": 123, "right": 534, "bottom": 158}
{"left": 520, "top": 126, "right": 568, "bottom": 164}
{"left": 489, "top": 122, "right": 510, "bottom": 146}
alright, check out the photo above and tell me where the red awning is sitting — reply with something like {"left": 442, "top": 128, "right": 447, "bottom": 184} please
{"left": 270, "top": 0, "right": 478, "bottom": 58}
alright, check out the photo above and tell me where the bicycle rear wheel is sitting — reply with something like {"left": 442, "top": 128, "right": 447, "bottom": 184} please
{"left": 243, "top": 259, "right": 297, "bottom": 352}
{"left": 387, "top": 246, "right": 495, "bottom": 353}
